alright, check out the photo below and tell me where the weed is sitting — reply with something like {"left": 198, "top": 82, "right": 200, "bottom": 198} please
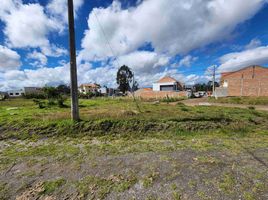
{"left": 248, "top": 106, "right": 255, "bottom": 110}
{"left": 219, "top": 173, "right": 236, "bottom": 194}
{"left": 142, "top": 171, "right": 160, "bottom": 188}
{"left": 41, "top": 178, "right": 66, "bottom": 194}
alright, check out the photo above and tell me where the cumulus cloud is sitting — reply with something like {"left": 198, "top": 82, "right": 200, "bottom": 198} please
{"left": 27, "top": 51, "right": 48, "bottom": 67}
{"left": 80, "top": 0, "right": 266, "bottom": 61}
{"left": 0, "top": 1, "right": 60, "bottom": 49}
{"left": 0, "top": 45, "right": 21, "bottom": 71}
{"left": 0, "top": 0, "right": 78, "bottom": 56}
{"left": 178, "top": 55, "right": 198, "bottom": 67}
{"left": 0, "top": 63, "right": 71, "bottom": 91}
{"left": 218, "top": 45, "right": 268, "bottom": 72}
{"left": 116, "top": 51, "right": 170, "bottom": 74}
{"left": 245, "top": 38, "right": 262, "bottom": 50}
{"left": 47, "top": 0, "right": 84, "bottom": 23}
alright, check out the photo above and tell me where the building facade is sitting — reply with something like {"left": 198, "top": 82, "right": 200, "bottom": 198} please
{"left": 78, "top": 84, "right": 101, "bottom": 94}
{"left": 218, "top": 65, "right": 268, "bottom": 97}
{"left": 7, "top": 89, "right": 25, "bottom": 97}
{"left": 153, "top": 76, "right": 183, "bottom": 91}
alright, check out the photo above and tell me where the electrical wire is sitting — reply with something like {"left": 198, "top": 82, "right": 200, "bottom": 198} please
{"left": 93, "top": 12, "right": 121, "bottom": 68}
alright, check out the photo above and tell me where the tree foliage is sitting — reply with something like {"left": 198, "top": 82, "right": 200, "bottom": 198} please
{"left": 57, "top": 85, "right": 70, "bottom": 95}
{"left": 116, "top": 65, "right": 134, "bottom": 94}
{"left": 193, "top": 81, "right": 219, "bottom": 92}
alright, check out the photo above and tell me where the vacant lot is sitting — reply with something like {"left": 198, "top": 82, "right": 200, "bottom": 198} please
{"left": 0, "top": 98, "right": 268, "bottom": 200}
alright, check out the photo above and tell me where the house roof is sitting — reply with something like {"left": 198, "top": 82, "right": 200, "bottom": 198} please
{"left": 157, "top": 76, "right": 178, "bottom": 83}
{"left": 79, "top": 83, "right": 100, "bottom": 88}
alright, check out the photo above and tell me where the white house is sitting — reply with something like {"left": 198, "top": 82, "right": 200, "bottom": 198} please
{"left": 78, "top": 83, "right": 101, "bottom": 94}
{"left": 153, "top": 76, "right": 183, "bottom": 92}
{"left": 7, "top": 89, "right": 25, "bottom": 97}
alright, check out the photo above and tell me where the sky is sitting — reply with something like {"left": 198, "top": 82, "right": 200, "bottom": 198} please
{"left": 1, "top": 0, "right": 268, "bottom": 91}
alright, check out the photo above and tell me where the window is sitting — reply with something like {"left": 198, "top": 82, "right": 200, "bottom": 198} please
{"left": 9, "top": 93, "right": 13, "bottom": 95}
{"left": 15, "top": 93, "right": 19, "bottom": 95}
{"left": 223, "top": 80, "right": 228, "bottom": 87}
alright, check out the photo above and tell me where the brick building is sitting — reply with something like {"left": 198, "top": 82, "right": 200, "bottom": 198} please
{"left": 218, "top": 65, "right": 268, "bottom": 97}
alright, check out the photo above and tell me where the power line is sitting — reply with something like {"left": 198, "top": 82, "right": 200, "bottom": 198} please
{"left": 93, "top": 12, "right": 121, "bottom": 68}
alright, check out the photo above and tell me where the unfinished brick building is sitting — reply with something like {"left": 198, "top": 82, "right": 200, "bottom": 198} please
{"left": 219, "top": 65, "right": 268, "bottom": 97}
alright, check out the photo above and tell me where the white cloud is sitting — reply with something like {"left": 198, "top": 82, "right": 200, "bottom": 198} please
{"left": 27, "top": 51, "right": 48, "bottom": 67}
{"left": 80, "top": 0, "right": 266, "bottom": 61}
{"left": 178, "top": 55, "right": 198, "bottom": 67}
{"left": 0, "top": 0, "right": 75, "bottom": 57}
{"left": 116, "top": 51, "right": 170, "bottom": 74}
{"left": 245, "top": 38, "right": 262, "bottom": 50}
{"left": 0, "top": 63, "right": 71, "bottom": 91}
{"left": 218, "top": 45, "right": 268, "bottom": 72}
{"left": 0, "top": 45, "right": 21, "bottom": 71}
{"left": 47, "top": 0, "right": 84, "bottom": 23}
{"left": 0, "top": 2, "right": 60, "bottom": 49}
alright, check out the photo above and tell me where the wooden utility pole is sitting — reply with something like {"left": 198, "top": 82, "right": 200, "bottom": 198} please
{"left": 68, "top": 0, "right": 79, "bottom": 121}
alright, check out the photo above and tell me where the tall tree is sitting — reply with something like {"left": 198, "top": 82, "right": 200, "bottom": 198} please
{"left": 116, "top": 65, "right": 133, "bottom": 94}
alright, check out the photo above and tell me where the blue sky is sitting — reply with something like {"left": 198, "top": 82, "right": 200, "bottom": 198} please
{"left": 1, "top": 0, "right": 268, "bottom": 91}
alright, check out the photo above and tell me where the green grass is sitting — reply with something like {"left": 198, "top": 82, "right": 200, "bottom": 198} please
{"left": 219, "top": 173, "right": 236, "bottom": 194}
{"left": 76, "top": 174, "right": 137, "bottom": 199}
{"left": 208, "top": 96, "right": 268, "bottom": 105}
{"left": 0, "top": 98, "right": 268, "bottom": 199}
{"left": 1, "top": 98, "right": 267, "bottom": 140}
{"left": 41, "top": 178, "right": 66, "bottom": 195}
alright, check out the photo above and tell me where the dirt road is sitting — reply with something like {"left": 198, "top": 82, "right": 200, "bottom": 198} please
{"left": 181, "top": 98, "right": 268, "bottom": 111}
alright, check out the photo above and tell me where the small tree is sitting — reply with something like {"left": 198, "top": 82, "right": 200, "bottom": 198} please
{"left": 0, "top": 93, "right": 7, "bottom": 101}
{"left": 43, "top": 86, "right": 59, "bottom": 99}
{"left": 131, "top": 80, "right": 139, "bottom": 92}
{"left": 57, "top": 84, "right": 70, "bottom": 95}
{"left": 116, "top": 65, "right": 133, "bottom": 94}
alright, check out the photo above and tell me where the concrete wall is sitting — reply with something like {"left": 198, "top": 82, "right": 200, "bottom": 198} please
{"left": 134, "top": 89, "right": 188, "bottom": 100}
{"left": 7, "top": 89, "right": 24, "bottom": 97}
{"left": 214, "top": 88, "right": 228, "bottom": 98}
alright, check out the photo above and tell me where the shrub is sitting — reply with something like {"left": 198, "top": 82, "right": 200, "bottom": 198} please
{"left": 79, "top": 92, "right": 95, "bottom": 99}
{"left": 248, "top": 106, "right": 255, "bottom": 110}
{"left": 24, "top": 93, "right": 46, "bottom": 99}
{"left": 33, "top": 99, "right": 46, "bottom": 109}
{"left": 0, "top": 94, "right": 7, "bottom": 101}
{"left": 57, "top": 96, "right": 68, "bottom": 108}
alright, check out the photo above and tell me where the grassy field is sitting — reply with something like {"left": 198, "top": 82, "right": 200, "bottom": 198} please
{"left": 208, "top": 96, "right": 268, "bottom": 105}
{"left": 0, "top": 98, "right": 268, "bottom": 200}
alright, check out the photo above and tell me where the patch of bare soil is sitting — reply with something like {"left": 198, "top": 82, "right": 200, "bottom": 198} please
{"left": 1, "top": 140, "right": 267, "bottom": 200}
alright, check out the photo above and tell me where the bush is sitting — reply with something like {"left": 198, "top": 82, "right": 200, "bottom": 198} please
{"left": 57, "top": 96, "right": 68, "bottom": 108}
{"left": 33, "top": 99, "right": 46, "bottom": 109}
{"left": 0, "top": 94, "right": 7, "bottom": 101}
{"left": 248, "top": 106, "right": 255, "bottom": 110}
{"left": 24, "top": 93, "right": 46, "bottom": 99}
{"left": 33, "top": 95, "right": 67, "bottom": 109}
